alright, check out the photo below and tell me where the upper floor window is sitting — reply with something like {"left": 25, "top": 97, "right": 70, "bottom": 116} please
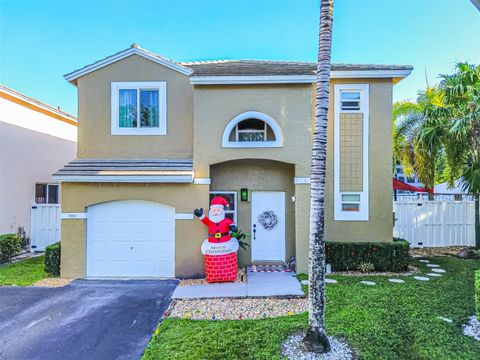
{"left": 222, "top": 111, "right": 283, "bottom": 148}
{"left": 340, "top": 91, "right": 361, "bottom": 111}
{"left": 111, "top": 82, "right": 166, "bottom": 135}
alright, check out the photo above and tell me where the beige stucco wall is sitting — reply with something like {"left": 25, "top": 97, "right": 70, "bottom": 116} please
{"left": 193, "top": 84, "right": 313, "bottom": 177}
{"left": 210, "top": 159, "right": 295, "bottom": 266}
{"left": 76, "top": 54, "right": 194, "bottom": 159}
{"left": 60, "top": 182, "right": 209, "bottom": 278}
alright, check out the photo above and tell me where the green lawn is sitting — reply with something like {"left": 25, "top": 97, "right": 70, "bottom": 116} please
{"left": 143, "top": 257, "right": 480, "bottom": 360}
{"left": 0, "top": 256, "right": 49, "bottom": 286}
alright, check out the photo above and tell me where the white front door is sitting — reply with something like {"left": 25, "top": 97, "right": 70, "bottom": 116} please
{"left": 86, "top": 200, "right": 175, "bottom": 278}
{"left": 251, "top": 191, "right": 285, "bottom": 261}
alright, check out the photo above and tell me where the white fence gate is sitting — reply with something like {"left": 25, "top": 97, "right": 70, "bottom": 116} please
{"left": 30, "top": 203, "right": 61, "bottom": 251}
{"left": 394, "top": 201, "right": 476, "bottom": 248}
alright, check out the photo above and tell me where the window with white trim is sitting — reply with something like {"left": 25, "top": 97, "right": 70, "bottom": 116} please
{"left": 209, "top": 191, "right": 237, "bottom": 224}
{"left": 222, "top": 111, "right": 283, "bottom": 148}
{"left": 334, "top": 84, "right": 369, "bottom": 221}
{"left": 111, "top": 82, "right": 167, "bottom": 135}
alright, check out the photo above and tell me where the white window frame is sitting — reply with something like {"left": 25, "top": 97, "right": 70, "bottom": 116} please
{"left": 222, "top": 111, "right": 283, "bottom": 148}
{"left": 334, "top": 84, "right": 369, "bottom": 221}
{"left": 111, "top": 81, "right": 167, "bottom": 136}
{"left": 35, "top": 182, "right": 60, "bottom": 204}
{"left": 209, "top": 191, "right": 237, "bottom": 224}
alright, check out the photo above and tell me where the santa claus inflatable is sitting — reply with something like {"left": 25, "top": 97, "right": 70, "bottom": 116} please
{"left": 194, "top": 196, "right": 239, "bottom": 283}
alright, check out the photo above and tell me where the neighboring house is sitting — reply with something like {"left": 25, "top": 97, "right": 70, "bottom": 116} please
{"left": 54, "top": 44, "right": 412, "bottom": 279}
{"left": 0, "top": 84, "right": 77, "bottom": 249}
{"left": 394, "top": 164, "right": 424, "bottom": 195}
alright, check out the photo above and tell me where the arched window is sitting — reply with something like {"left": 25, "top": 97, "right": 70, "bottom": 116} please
{"left": 222, "top": 111, "right": 283, "bottom": 148}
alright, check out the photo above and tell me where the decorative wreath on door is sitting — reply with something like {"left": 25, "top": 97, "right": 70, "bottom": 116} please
{"left": 258, "top": 210, "right": 278, "bottom": 230}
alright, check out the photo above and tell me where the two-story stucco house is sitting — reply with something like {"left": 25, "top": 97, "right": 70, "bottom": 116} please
{"left": 54, "top": 44, "right": 412, "bottom": 279}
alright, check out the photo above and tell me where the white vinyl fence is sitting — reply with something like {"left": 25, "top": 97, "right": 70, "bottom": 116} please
{"left": 394, "top": 200, "right": 476, "bottom": 248}
{"left": 30, "top": 203, "right": 61, "bottom": 251}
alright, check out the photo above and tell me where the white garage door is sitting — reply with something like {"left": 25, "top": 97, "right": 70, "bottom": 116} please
{"left": 87, "top": 200, "right": 175, "bottom": 278}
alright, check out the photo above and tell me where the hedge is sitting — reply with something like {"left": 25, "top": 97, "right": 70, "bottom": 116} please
{"left": 326, "top": 240, "right": 410, "bottom": 272}
{"left": 0, "top": 233, "right": 22, "bottom": 263}
{"left": 44, "top": 242, "right": 61, "bottom": 276}
{"left": 476, "top": 270, "right": 480, "bottom": 321}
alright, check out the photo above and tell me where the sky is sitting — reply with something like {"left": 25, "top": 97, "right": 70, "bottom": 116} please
{"left": 0, "top": 0, "right": 479, "bottom": 116}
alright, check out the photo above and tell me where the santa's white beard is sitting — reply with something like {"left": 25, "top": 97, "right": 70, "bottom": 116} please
{"left": 209, "top": 211, "right": 225, "bottom": 223}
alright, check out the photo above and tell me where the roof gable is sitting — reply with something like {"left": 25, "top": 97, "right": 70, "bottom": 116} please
{"left": 64, "top": 44, "right": 193, "bottom": 84}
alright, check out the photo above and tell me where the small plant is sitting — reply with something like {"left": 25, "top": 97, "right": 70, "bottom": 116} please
{"left": 17, "top": 227, "right": 29, "bottom": 250}
{"left": 44, "top": 242, "right": 61, "bottom": 276}
{"left": 358, "top": 261, "right": 375, "bottom": 273}
{"left": 0, "top": 234, "right": 22, "bottom": 263}
{"left": 231, "top": 229, "right": 250, "bottom": 251}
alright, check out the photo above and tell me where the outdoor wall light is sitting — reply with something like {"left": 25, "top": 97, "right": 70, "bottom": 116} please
{"left": 240, "top": 188, "right": 249, "bottom": 201}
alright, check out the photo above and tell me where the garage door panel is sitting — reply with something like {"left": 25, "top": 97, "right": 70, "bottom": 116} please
{"left": 86, "top": 200, "right": 175, "bottom": 278}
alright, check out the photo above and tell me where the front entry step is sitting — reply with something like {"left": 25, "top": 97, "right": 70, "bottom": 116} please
{"left": 248, "top": 264, "right": 292, "bottom": 273}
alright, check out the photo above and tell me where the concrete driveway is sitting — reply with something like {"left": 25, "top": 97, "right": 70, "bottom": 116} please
{"left": 0, "top": 279, "right": 177, "bottom": 360}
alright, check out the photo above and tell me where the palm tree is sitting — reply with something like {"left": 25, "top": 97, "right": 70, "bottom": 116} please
{"left": 393, "top": 86, "right": 447, "bottom": 199}
{"left": 439, "top": 62, "right": 480, "bottom": 247}
{"left": 302, "top": 0, "right": 333, "bottom": 353}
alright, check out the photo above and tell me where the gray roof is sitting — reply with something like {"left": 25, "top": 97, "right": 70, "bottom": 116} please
{"left": 65, "top": 45, "right": 413, "bottom": 84}
{"left": 53, "top": 159, "right": 193, "bottom": 182}
{"left": 181, "top": 60, "right": 413, "bottom": 77}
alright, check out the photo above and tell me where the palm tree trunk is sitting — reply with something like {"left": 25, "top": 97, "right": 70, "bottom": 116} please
{"left": 475, "top": 194, "right": 480, "bottom": 249}
{"left": 302, "top": 0, "right": 334, "bottom": 354}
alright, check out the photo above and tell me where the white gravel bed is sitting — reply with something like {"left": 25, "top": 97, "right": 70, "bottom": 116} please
{"left": 331, "top": 266, "right": 418, "bottom": 277}
{"left": 463, "top": 315, "right": 480, "bottom": 341}
{"left": 166, "top": 297, "right": 308, "bottom": 320}
{"left": 281, "top": 333, "right": 356, "bottom": 360}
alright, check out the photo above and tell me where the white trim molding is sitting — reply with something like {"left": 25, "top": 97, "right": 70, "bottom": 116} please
{"left": 190, "top": 69, "right": 412, "bottom": 85}
{"left": 334, "top": 84, "right": 369, "bottom": 221}
{"left": 294, "top": 177, "right": 311, "bottom": 185}
{"left": 64, "top": 46, "right": 193, "bottom": 83}
{"left": 111, "top": 82, "right": 167, "bottom": 136}
{"left": 175, "top": 213, "right": 194, "bottom": 220}
{"left": 193, "top": 178, "right": 211, "bottom": 185}
{"left": 61, "top": 213, "right": 87, "bottom": 219}
{"left": 52, "top": 175, "right": 194, "bottom": 183}
{"left": 221, "top": 111, "right": 283, "bottom": 148}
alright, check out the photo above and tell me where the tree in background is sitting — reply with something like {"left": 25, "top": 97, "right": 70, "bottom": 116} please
{"left": 438, "top": 63, "right": 480, "bottom": 247}
{"left": 394, "top": 62, "right": 480, "bottom": 246}
{"left": 302, "top": 0, "right": 333, "bottom": 354}
{"left": 393, "top": 86, "right": 446, "bottom": 199}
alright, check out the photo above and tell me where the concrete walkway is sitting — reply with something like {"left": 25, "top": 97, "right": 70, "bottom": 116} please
{"left": 172, "top": 269, "right": 304, "bottom": 299}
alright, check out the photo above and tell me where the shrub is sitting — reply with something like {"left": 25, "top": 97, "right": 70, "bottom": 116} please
{"left": 44, "top": 242, "right": 61, "bottom": 276}
{"left": 476, "top": 270, "right": 480, "bottom": 321}
{"left": 326, "top": 240, "right": 410, "bottom": 272}
{"left": 0, "top": 234, "right": 22, "bottom": 263}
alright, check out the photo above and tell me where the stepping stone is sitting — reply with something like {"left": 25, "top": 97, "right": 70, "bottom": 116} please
{"left": 427, "top": 273, "right": 442, "bottom": 277}
{"left": 438, "top": 316, "right": 453, "bottom": 323}
{"left": 389, "top": 278, "right": 405, "bottom": 284}
{"left": 432, "top": 268, "right": 446, "bottom": 273}
{"left": 325, "top": 278, "right": 337, "bottom": 284}
{"left": 411, "top": 255, "right": 423, "bottom": 258}
{"left": 419, "top": 260, "right": 430, "bottom": 263}
{"left": 301, "top": 280, "right": 309, "bottom": 285}
{"left": 360, "top": 281, "right": 376, "bottom": 286}
{"left": 426, "top": 264, "right": 440, "bottom": 268}
{"left": 414, "top": 276, "right": 430, "bottom": 281}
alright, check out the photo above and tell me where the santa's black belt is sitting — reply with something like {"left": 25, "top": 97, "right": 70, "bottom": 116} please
{"left": 209, "top": 232, "right": 229, "bottom": 238}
